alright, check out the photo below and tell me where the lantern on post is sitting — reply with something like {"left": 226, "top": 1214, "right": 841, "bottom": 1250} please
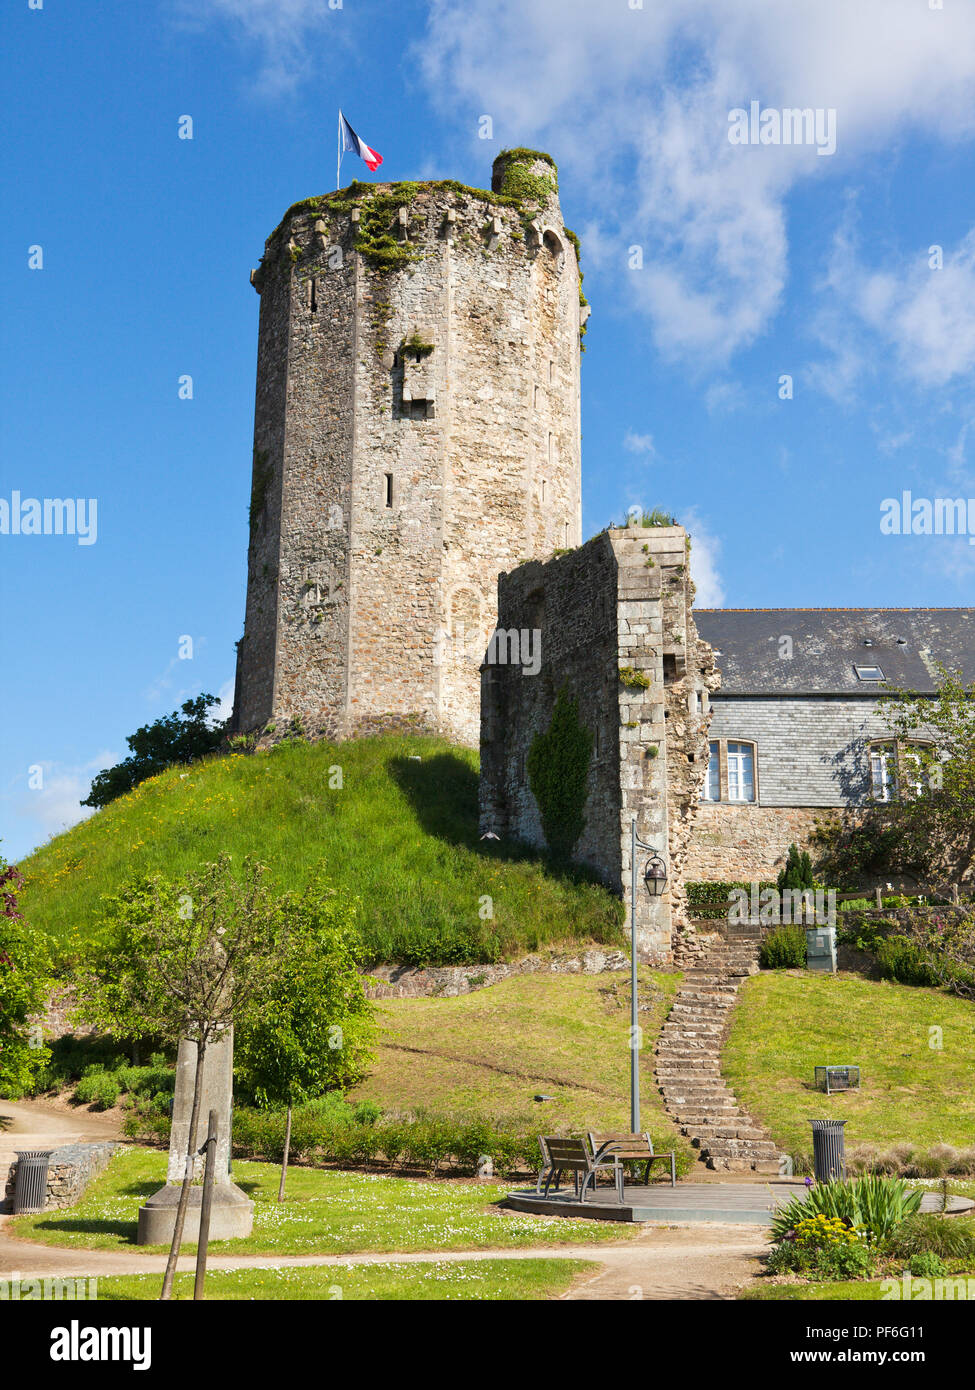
{"left": 629, "top": 821, "right": 668, "bottom": 1133}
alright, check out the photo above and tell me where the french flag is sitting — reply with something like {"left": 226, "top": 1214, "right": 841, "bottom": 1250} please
{"left": 339, "top": 110, "right": 383, "bottom": 172}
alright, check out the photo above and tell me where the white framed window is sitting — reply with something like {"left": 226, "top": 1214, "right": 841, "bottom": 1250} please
{"left": 870, "top": 742, "right": 895, "bottom": 801}
{"left": 855, "top": 664, "right": 886, "bottom": 682}
{"left": 702, "top": 741, "right": 720, "bottom": 802}
{"left": 727, "top": 742, "right": 755, "bottom": 803}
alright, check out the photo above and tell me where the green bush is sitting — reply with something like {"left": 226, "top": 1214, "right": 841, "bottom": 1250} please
{"left": 876, "top": 935, "right": 940, "bottom": 987}
{"left": 908, "top": 1251, "right": 948, "bottom": 1278}
{"left": 888, "top": 1214, "right": 975, "bottom": 1262}
{"left": 770, "top": 1176, "right": 923, "bottom": 1246}
{"left": 73, "top": 1067, "right": 121, "bottom": 1110}
{"left": 759, "top": 925, "right": 807, "bottom": 970}
{"left": 686, "top": 881, "right": 777, "bottom": 906}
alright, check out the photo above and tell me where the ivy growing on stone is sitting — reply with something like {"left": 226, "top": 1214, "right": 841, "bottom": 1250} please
{"left": 526, "top": 687, "right": 593, "bottom": 860}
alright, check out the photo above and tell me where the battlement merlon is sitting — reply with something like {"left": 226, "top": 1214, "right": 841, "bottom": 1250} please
{"left": 249, "top": 151, "right": 582, "bottom": 304}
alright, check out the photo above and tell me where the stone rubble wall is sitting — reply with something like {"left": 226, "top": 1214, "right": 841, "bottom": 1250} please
{"left": 479, "top": 523, "right": 718, "bottom": 963}
{"left": 365, "top": 948, "right": 630, "bottom": 999}
{"left": 5, "top": 1142, "right": 118, "bottom": 1214}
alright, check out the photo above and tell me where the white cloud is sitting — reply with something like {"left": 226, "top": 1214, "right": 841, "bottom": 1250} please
{"left": 623, "top": 430, "right": 656, "bottom": 457}
{"left": 175, "top": 0, "right": 350, "bottom": 96}
{"left": 809, "top": 223, "right": 975, "bottom": 397}
{"left": 704, "top": 380, "right": 745, "bottom": 414}
{"left": 214, "top": 678, "right": 236, "bottom": 725}
{"left": 682, "top": 508, "right": 726, "bottom": 607}
{"left": 418, "top": 0, "right": 975, "bottom": 361}
{"left": 3, "top": 752, "right": 119, "bottom": 862}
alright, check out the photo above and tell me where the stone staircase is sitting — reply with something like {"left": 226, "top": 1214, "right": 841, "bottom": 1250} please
{"left": 655, "top": 935, "right": 782, "bottom": 1174}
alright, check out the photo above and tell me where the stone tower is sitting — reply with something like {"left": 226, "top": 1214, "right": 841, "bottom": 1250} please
{"left": 232, "top": 151, "right": 585, "bottom": 746}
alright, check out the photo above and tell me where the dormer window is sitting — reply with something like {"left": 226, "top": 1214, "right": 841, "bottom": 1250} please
{"left": 854, "top": 664, "right": 885, "bottom": 682}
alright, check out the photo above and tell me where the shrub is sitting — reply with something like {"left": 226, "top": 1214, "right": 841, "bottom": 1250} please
{"left": 876, "top": 935, "right": 940, "bottom": 987}
{"left": 759, "top": 925, "right": 807, "bottom": 970}
{"left": 770, "top": 1175, "right": 923, "bottom": 1245}
{"left": 908, "top": 1251, "right": 948, "bottom": 1278}
{"left": 73, "top": 1067, "right": 121, "bottom": 1110}
{"left": 888, "top": 1214, "right": 975, "bottom": 1262}
{"left": 816, "top": 1241, "right": 876, "bottom": 1279}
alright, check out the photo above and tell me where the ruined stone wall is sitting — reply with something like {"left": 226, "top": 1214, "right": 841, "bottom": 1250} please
{"left": 479, "top": 524, "right": 716, "bottom": 962}
{"left": 686, "top": 804, "right": 826, "bottom": 882}
{"left": 233, "top": 154, "right": 583, "bottom": 746}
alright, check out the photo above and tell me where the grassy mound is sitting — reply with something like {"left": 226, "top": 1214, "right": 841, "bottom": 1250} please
{"left": 724, "top": 971, "right": 975, "bottom": 1167}
{"left": 352, "top": 969, "right": 688, "bottom": 1144}
{"left": 17, "top": 734, "right": 624, "bottom": 965}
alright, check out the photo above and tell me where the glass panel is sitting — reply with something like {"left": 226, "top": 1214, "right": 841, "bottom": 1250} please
{"left": 703, "top": 742, "right": 720, "bottom": 801}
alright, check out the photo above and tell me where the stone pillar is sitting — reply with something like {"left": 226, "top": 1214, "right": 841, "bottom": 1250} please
{"left": 137, "top": 1029, "right": 253, "bottom": 1245}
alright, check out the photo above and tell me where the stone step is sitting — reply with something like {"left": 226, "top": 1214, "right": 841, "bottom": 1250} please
{"left": 701, "top": 1139, "right": 778, "bottom": 1158}
{"left": 689, "top": 1125, "right": 768, "bottom": 1142}
{"left": 657, "top": 1062, "right": 726, "bottom": 1074}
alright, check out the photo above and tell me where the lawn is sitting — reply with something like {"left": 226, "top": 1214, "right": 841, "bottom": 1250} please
{"left": 352, "top": 968, "right": 688, "bottom": 1140}
{"left": 723, "top": 971, "right": 975, "bottom": 1162}
{"left": 91, "top": 1259, "right": 595, "bottom": 1301}
{"left": 741, "top": 1276, "right": 975, "bottom": 1301}
{"left": 16, "top": 734, "right": 624, "bottom": 964}
{"left": 13, "top": 1147, "right": 635, "bottom": 1256}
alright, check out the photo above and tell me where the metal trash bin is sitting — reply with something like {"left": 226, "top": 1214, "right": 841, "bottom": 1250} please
{"left": 12, "top": 1150, "right": 52, "bottom": 1214}
{"left": 810, "top": 1120, "right": 846, "bottom": 1182}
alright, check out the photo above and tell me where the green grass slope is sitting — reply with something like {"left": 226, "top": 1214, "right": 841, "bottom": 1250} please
{"left": 17, "top": 735, "right": 624, "bottom": 965}
{"left": 352, "top": 968, "right": 688, "bottom": 1143}
{"left": 724, "top": 971, "right": 975, "bottom": 1163}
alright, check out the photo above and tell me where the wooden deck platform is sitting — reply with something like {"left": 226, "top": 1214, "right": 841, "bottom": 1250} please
{"left": 504, "top": 1183, "right": 975, "bottom": 1226}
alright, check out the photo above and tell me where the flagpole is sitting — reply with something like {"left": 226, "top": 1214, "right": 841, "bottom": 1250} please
{"left": 336, "top": 110, "right": 341, "bottom": 191}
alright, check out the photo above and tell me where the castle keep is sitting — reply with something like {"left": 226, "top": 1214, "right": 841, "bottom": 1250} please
{"left": 233, "top": 151, "right": 584, "bottom": 746}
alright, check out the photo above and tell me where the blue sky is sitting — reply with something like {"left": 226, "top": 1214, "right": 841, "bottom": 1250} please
{"left": 3, "top": 0, "right": 975, "bottom": 860}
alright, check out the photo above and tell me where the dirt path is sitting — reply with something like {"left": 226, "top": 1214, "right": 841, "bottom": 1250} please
{"left": 0, "top": 1221, "right": 765, "bottom": 1299}
{"left": 0, "top": 1097, "right": 123, "bottom": 1178}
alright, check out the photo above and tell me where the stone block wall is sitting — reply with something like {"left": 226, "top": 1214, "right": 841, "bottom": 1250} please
{"left": 233, "top": 153, "right": 584, "bottom": 749}
{"left": 5, "top": 1142, "right": 117, "bottom": 1214}
{"left": 479, "top": 523, "right": 718, "bottom": 962}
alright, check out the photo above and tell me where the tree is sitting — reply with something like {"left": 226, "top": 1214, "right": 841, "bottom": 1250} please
{"left": 813, "top": 667, "right": 975, "bottom": 893}
{"left": 76, "top": 855, "right": 281, "bottom": 1299}
{"left": 879, "top": 666, "right": 975, "bottom": 890}
{"left": 81, "top": 694, "right": 228, "bottom": 809}
{"left": 235, "top": 879, "right": 376, "bottom": 1200}
{"left": 777, "top": 843, "right": 814, "bottom": 894}
{"left": 0, "top": 851, "right": 52, "bottom": 1098}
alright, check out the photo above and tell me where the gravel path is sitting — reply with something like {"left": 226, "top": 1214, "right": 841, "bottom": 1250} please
{"left": 0, "top": 1098, "right": 765, "bottom": 1299}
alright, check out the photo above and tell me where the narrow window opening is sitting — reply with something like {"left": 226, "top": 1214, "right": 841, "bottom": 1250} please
{"left": 547, "top": 431, "right": 554, "bottom": 463}
{"left": 541, "top": 479, "right": 547, "bottom": 504}
{"left": 548, "top": 360, "right": 555, "bottom": 384}
{"left": 564, "top": 521, "right": 569, "bottom": 547}
{"left": 309, "top": 277, "right": 317, "bottom": 312}
{"left": 384, "top": 473, "right": 394, "bottom": 508}
{"left": 533, "top": 383, "right": 540, "bottom": 409}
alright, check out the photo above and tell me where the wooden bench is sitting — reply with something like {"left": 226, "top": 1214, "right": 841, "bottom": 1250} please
{"left": 536, "top": 1135, "right": 624, "bottom": 1204}
{"left": 587, "top": 1131, "right": 677, "bottom": 1188}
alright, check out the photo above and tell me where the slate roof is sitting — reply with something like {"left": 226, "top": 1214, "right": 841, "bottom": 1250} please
{"left": 693, "top": 609, "right": 975, "bottom": 696}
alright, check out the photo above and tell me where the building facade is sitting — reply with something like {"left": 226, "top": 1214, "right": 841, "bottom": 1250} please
{"left": 232, "top": 151, "right": 584, "bottom": 747}
{"left": 687, "top": 608, "right": 975, "bottom": 881}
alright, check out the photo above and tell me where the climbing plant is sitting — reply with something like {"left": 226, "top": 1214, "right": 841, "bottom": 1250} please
{"left": 526, "top": 688, "right": 593, "bottom": 860}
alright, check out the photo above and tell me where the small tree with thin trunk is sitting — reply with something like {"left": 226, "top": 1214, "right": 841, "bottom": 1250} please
{"left": 76, "top": 854, "right": 281, "bottom": 1300}
{"left": 235, "top": 878, "right": 376, "bottom": 1200}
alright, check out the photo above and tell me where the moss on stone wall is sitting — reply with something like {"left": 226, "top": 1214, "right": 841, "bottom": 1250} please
{"left": 527, "top": 687, "right": 593, "bottom": 859}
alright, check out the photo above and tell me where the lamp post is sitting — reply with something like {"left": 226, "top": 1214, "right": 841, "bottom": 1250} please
{"left": 630, "top": 818, "right": 668, "bottom": 1133}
